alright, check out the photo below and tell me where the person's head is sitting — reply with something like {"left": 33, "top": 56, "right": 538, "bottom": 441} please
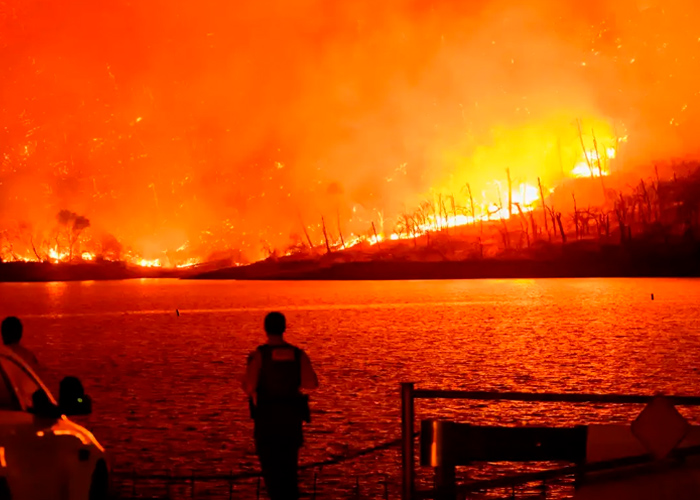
{"left": 1, "top": 316, "right": 23, "bottom": 346}
{"left": 264, "top": 312, "right": 286, "bottom": 337}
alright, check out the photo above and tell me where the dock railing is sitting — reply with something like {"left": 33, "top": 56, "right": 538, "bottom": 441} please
{"left": 400, "top": 382, "right": 700, "bottom": 500}
{"left": 114, "top": 434, "right": 403, "bottom": 499}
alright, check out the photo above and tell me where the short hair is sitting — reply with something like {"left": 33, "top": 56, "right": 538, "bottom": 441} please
{"left": 264, "top": 312, "right": 286, "bottom": 336}
{"left": 1, "top": 316, "right": 23, "bottom": 345}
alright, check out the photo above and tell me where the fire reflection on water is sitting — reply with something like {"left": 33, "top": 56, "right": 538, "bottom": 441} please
{"left": 2, "top": 277, "right": 700, "bottom": 477}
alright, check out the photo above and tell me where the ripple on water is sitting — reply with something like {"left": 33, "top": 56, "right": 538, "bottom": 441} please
{"left": 2, "top": 277, "right": 700, "bottom": 490}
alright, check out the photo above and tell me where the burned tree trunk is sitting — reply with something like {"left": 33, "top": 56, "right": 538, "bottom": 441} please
{"left": 538, "top": 177, "right": 550, "bottom": 241}
{"left": 614, "top": 193, "right": 629, "bottom": 244}
{"left": 371, "top": 221, "right": 382, "bottom": 250}
{"left": 321, "top": 216, "right": 332, "bottom": 254}
{"left": 506, "top": 168, "right": 513, "bottom": 217}
{"left": 467, "top": 183, "right": 482, "bottom": 236}
{"left": 576, "top": 119, "right": 595, "bottom": 178}
{"left": 556, "top": 212, "right": 567, "bottom": 244}
{"left": 548, "top": 206, "right": 566, "bottom": 243}
{"left": 336, "top": 210, "right": 345, "bottom": 249}
{"left": 591, "top": 129, "right": 607, "bottom": 194}
{"left": 298, "top": 213, "right": 315, "bottom": 250}
{"left": 30, "top": 236, "right": 42, "bottom": 261}
{"left": 529, "top": 211, "right": 538, "bottom": 240}
{"left": 515, "top": 203, "right": 530, "bottom": 248}
{"left": 499, "top": 218, "right": 511, "bottom": 249}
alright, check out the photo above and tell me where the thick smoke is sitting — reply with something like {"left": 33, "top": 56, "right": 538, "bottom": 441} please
{"left": 1, "top": 0, "right": 699, "bottom": 261}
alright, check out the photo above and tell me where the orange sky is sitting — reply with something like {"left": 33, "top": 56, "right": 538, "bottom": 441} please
{"left": 2, "top": 0, "right": 700, "bottom": 261}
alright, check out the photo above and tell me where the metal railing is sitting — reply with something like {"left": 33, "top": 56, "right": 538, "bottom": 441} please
{"left": 113, "top": 384, "right": 700, "bottom": 499}
{"left": 113, "top": 436, "right": 404, "bottom": 499}
{"left": 400, "top": 382, "right": 700, "bottom": 500}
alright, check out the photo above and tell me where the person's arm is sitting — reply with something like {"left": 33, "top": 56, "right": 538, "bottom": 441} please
{"left": 242, "top": 351, "right": 261, "bottom": 398}
{"left": 299, "top": 351, "right": 319, "bottom": 390}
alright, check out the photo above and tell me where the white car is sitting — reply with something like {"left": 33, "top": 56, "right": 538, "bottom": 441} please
{"left": 0, "top": 347, "right": 110, "bottom": 500}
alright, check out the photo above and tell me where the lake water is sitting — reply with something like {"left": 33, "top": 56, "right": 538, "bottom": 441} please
{"left": 2, "top": 278, "right": 700, "bottom": 495}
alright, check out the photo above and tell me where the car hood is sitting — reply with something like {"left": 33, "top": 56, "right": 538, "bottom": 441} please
{"left": 38, "top": 417, "right": 105, "bottom": 452}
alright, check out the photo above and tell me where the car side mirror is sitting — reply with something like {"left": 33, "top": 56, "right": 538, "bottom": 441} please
{"left": 31, "top": 390, "right": 61, "bottom": 419}
{"left": 58, "top": 376, "right": 92, "bottom": 416}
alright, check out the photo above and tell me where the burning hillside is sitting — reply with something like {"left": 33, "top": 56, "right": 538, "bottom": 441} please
{"left": 2, "top": 0, "right": 700, "bottom": 266}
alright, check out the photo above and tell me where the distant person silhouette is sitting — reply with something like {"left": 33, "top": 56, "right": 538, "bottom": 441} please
{"left": 1, "top": 316, "right": 39, "bottom": 369}
{"left": 243, "top": 312, "right": 319, "bottom": 500}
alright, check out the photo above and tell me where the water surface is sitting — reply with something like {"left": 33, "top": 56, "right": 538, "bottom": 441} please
{"left": 1, "top": 278, "right": 700, "bottom": 485}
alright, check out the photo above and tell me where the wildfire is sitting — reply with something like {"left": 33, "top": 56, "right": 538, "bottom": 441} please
{"left": 331, "top": 119, "right": 624, "bottom": 250}
{"left": 136, "top": 259, "right": 161, "bottom": 268}
{"left": 48, "top": 248, "right": 68, "bottom": 263}
{"left": 175, "top": 258, "right": 201, "bottom": 269}
{"left": 0, "top": 246, "right": 202, "bottom": 270}
{"left": 1, "top": 119, "right": 623, "bottom": 264}
{"left": 2, "top": 0, "right": 699, "bottom": 267}
{"left": 571, "top": 147, "right": 617, "bottom": 178}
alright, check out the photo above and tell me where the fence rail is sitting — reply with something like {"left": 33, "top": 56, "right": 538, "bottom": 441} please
{"left": 114, "top": 469, "right": 394, "bottom": 500}
{"left": 401, "top": 383, "right": 700, "bottom": 500}
{"left": 412, "top": 389, "right": 700, "bottom": 406}
{"left": 112, "top": 434, "right": 409, "bottom": 499}
{"left": 113, "top": 385, "right": 700, "bottom": 499}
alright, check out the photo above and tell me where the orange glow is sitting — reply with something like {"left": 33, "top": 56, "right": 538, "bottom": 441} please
{"left": 1, "top": 1, "right": 699, "bottom": 262}
{"left": 137, "top": 259, "right": 161, "bottom": 268}
{"left": 571, "top": 147, "right": 619, "bottom": 178}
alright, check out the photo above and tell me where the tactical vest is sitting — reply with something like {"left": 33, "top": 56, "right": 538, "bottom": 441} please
{"left": 253, "top": 343, "right": 304, "bottom": 445}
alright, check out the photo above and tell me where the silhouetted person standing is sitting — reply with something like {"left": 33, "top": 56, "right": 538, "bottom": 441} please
{"left": 243, "top": 312, "right": 319, "bottom": 500}
{"left": 1, "top": 316, "right": 39, "bottom": 369}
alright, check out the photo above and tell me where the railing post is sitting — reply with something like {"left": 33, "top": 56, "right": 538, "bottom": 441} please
{"left": 435, "top": 465, "right": 456, "bottom": 500}
{"left": 402, "top": 382, "right": 415, "bottom": 500}
{"left": 228, "top": 470, "right": 233, "bottom": 500}
{"left": 166, "top": 469, "right": 172, "bottom": 499}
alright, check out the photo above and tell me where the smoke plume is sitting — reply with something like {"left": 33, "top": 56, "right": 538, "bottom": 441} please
{"left": 2, "top": 0, "right": 699, "bottom": 261}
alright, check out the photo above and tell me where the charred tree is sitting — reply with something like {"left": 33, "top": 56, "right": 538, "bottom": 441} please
{"left": 614, "top": 192, "right": 629, "bottom": 244}
{"left": 572, "top": 193, "right": 580, "bottom": 240}
{"left": 506, "top": 168, "right": 513, "bottom": 217}
{"left": 336, "top": 210, "right": 346, "bottom": 249}
{"left": 57, "top": 210, "right": 90, "bottom": 262}
{"left": 591, "top": 129, "right": 607, "bottom": 194}
{"left": 576, "top": 119, "right": 596, "bottom": 178}
{"left": 528, "top": 211, "right": 538, "bottom": 240}
{"left": 297, "top": 213, "right": 315, "bottom": 250}
{"left": 538, "top": 177, "right": 550, "bottom": 241}
{"left": 320, "top": 216, "right": 332, "bottom": 254}
{"left": 371, "top": 221, "right": 382, "bottom": 250}
{"left": 466, "top": 183, "right": 482, "bottom": 236}
{"left": 515, "top": 203, "right": 531, "bottom": 248}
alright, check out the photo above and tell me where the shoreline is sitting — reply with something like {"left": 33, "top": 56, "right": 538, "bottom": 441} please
{"left": 188, "top": 259, "right": 700, "bottom": 281}
{"left": 3, "top": 242, "right": 699, "bottom": 283}
{"left": 0, "top": 261, "right": 187, "bottom": 282}
{"left": 189, "top": 242, "right": 700, "bottom": 281}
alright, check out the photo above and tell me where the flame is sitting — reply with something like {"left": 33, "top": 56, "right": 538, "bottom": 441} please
{"left": 571, "top": 147, "right": 618, "bottom": 178}
{"left": 175, "top": 258, "right": 201, "bottom": 268}
{"left": 4, "top": 0, "right": 690, "bottom": 264}
{"left": 48, "top": 248, "right": 69, "bottom": 263}
{"left": 137, "top": 259, "right": 161, "bottom": 268}
{"left": 1, "top": 119, "right": 622, "bottom": 262}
